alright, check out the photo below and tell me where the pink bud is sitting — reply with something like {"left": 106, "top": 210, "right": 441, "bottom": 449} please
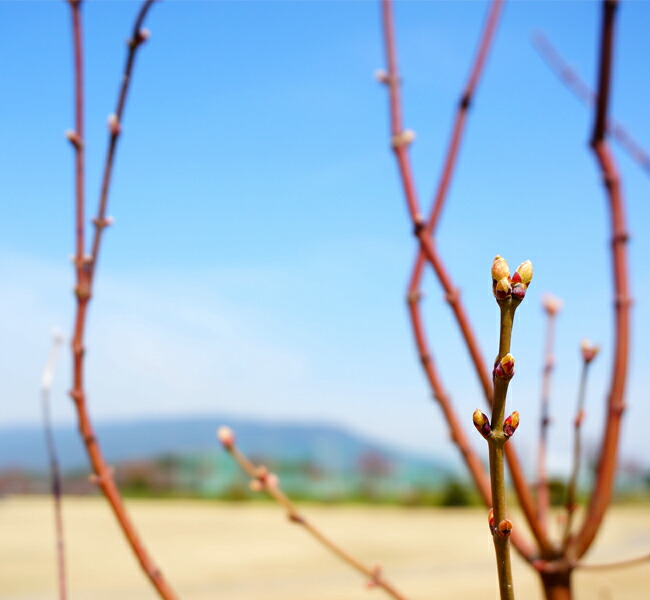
{"left": 391, "top": 129, "right": 415, "bottom": 149}
{"left": 580, "top": 339, "right": 600, "bottom": 364}
{"left": 216, "top": 426, "right": 235, "bottom": 449}
{"left": 265, "top": 472, "right": 280, "bottom": 489}
{"left": 374, "top": 69, "right": 389, "bottom": 84}
{"left": 542, "top": 294, "right": 563, "bottom": 316}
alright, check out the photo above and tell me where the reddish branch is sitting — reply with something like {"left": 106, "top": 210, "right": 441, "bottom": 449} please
{"left": 41, "top": 331, "right": 66, "bottom": 600}
{"left": 66, "top": 2, "right": 177, "bottom": 599}
{"left": 380, "top": 0, "right": 553, "bottom": 560}
{"left": 218, "top": 428, "right": 409, "bottom": 600}
{"left": 532, "top": 31, "right": 650, "bottom": 176}
{"left": 572, "top": 0, "right": 631, "bottom": 560}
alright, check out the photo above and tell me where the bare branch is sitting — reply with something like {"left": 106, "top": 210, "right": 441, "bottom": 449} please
{"left": 66, "top": 2, "right": 177, "bottom": 598}
{"left": 41, "top": 329, "right": 66, "bottom": 600}
{"left": 573, "top": 0, "right": 632, "bottom": 559}
{"left": 218, "top": 427, "right": 410, "bottom": 600}
{"left": 532, "top": 31, "right": 650, "bottom": 176}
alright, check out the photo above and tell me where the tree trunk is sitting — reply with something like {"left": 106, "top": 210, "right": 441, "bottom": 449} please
{"left": 540, "top": 569, "right": 572, "bottom": 600}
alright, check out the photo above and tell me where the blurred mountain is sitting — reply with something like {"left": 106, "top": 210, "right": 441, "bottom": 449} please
{"left": 0, "top": 416, "right": 452, "bottom": 484}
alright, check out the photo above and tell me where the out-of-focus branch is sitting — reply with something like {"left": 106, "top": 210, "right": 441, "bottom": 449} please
{"left": 379, "top": 0, "right": 548, "bottom": 560}
{"left": 217, "top": 427, "right": 410, "bottom": 600}
{"left": 532, "top": 30, "right": 650, "bottom": 176}
{"left": 41, "top": 329, "right": 66, "bottom": 600}
{"left": 65, "top": 2, "right": 177, "bottom": 598}
{"left": 562, "top": 342, "right": 599, "bottom": 551}
{"left": 572, "top": 0, "right": 631, "bottom": 560}
{"left": 536, "top": 295, "right": 562, "bottom": 533}
{"left": 574, "top": 553, "right": 650, "bottom": 571}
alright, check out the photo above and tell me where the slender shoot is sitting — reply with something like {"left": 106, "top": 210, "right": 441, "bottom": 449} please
{"left": 41, "top": 329, "right": 66, "bottom": 600}
{"left": 218, "top": 426, "right": 410, "bottom": 600}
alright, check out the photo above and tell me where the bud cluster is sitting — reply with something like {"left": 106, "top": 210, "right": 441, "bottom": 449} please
{"left": 491, "top": 255, "right": 533, "bottom": 301}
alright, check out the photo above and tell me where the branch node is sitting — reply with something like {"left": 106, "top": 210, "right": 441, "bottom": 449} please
{"left": 444, "top": 288, "right": 460, "bottom": 305}
{"left": 88, "top": 466, "right": 115, "bottom": 486}
{"left": 69, "top": 389, "right": 84, "bottom": 405}
{"left": 288, "top": 512, "right": 304, "bottom": 525}
{"left": 406, "top": 290, "right": 422, "bottom": 304}
{"left": 459, "top": 93, "right": 472, "bottom": 110}
{"left": 614, "top": 295, "right": 632, "bottom": 308}
{"left": 74, "top": 284, "right": 91, "bottom": 301}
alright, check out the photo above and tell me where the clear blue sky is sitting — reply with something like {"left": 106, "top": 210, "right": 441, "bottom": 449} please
{"left": 1, "top": 1, "right": 649, "bottom": 474}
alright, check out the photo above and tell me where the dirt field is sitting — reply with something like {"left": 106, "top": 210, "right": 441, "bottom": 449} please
{"left": 1, "top": 496, "right": 648, "bottom": 599}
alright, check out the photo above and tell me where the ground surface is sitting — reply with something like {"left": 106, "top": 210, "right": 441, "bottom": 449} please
{"left": 1, "top": 496, "right": 648, "bottom": 599}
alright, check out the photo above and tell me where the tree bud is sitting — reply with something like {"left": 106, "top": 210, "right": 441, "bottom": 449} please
{"left": 503, "top": 411, "right": 520, "bottom": 438}
{"left": 216, "top": 426, "right": 235, "bottom": 449}
{"left": 494, "top": 353, "right": 515, "bottom": 380}
{"left": 511, "top": 282, "right": 527, "bottom": 301}
{"left": 542, "top": 293, "right": 563, "bottom": 316}
{"left": 391, "top": 129, "right": 415, "bottom": 149}
{"left": 494, "top": 277, "right": 511, "bottom": 300}
{"left": 580, "top": 339, "right": 600, "bottom": 364}
{"left": 473, "top": 409, "right": 492, "bottom": 438}
{"left": 511, "top": 260, "right": 533, "bottom": 286}
{"left": 491, "top": 255, "right": 510, "bottom": 282}
{"left": 497, "top": 519, "right": 513, "bottom": 536}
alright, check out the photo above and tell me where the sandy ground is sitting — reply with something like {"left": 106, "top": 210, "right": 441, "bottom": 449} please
{"left": 1, "top": 496, "right": 648, "bottom": 599}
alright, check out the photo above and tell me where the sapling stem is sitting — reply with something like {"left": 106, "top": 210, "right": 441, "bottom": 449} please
{"left": 488, "top": 301, "right": 517, "bottom": 600}
{"left": 479, "top": 257, "right": 532, "bottom": 600}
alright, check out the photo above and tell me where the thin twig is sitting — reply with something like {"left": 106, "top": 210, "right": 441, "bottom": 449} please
{"left": 536, "top": 296, "right": 561, "bottom": 533}
{"left": 218, "top": 428, "right": 410, "bottom": 600}
{"left": 572, "top": 0, "right": 631, "bottom": 560}
{"left": 379, "top": 0, "right": 549, "bottom": 559}
{"left": 532, "top": 31, "right": 650, "bottom": 176}
{"left": 41, "top": 329, "right": 66, "bottom": 600}
{"left": 562, "top": 347, "right": 597, "bottom": 551}
{"left": 66, "top": 2, "right": 177, "bottom": 598}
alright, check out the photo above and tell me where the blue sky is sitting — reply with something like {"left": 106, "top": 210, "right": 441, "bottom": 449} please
{"left": 1, "top": 0, "right": 649, "bottom": 475}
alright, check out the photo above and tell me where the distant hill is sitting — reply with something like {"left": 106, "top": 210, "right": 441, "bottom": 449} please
{"left": 0, "top": 416, "right": 453, "bottom": 486}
